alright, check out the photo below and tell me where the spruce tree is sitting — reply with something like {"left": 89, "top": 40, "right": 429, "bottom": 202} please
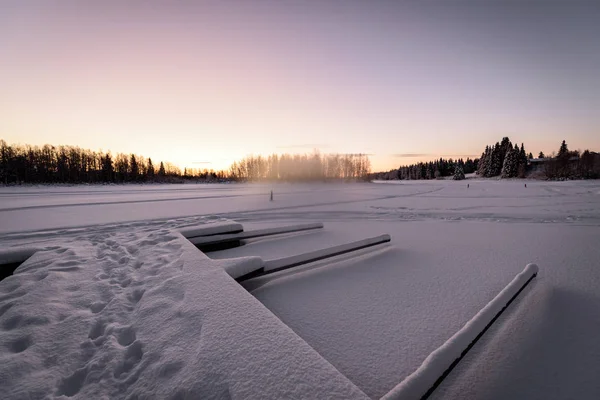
{"left": 129, "top": 154, "right": 139, "bottom": 181}
{"left": 453, "top": 164, "right": 465, "bottom": 180}
{"left": 481, "top": 146, "right": 491, "bottom": 177}
{"left": 558, "top": 140, "right": 569, "bottom": 157}
{"left": 477, "top": 149, "right": 486, "bottom": 176}
{"left": 501, "top": 147, "right": 519, "bottom": 178}
{"left": 101, "top": 153, "right": 114, "bottom": 182}
{"left": 147, "top": 158, "right": 155, "bottom": 180}
{"left": 490, "top": 142, "right": 502, "bottom": 176}
{"left": 519, "top": 144, "right": 527, "bottom": 165}
{"left": 499, "top": 137, "right": 512, "bottom": 169}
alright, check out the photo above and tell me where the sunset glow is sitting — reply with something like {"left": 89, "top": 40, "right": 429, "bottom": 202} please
{"left": 2, "top": 1, "right": 599, "bottom": 171}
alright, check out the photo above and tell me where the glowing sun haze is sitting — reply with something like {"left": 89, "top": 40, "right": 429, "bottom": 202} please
{"left": 1, "top": 1, "right": 599, "bottom": 172}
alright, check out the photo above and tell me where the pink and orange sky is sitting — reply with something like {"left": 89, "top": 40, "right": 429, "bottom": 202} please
{"left": 1, "top": 1, "right": 599, "bottom": 172}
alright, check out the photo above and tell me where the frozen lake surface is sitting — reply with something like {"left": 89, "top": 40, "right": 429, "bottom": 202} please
{"left": 1, "top": 180, "right": 599, "bottom": 399}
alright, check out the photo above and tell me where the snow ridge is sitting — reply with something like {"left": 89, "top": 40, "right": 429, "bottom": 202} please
{"left": 382, "top": 263, "right": 539, "bottom": 400}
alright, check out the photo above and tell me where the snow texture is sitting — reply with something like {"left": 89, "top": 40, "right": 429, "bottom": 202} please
{"left": 0, "top": 220, "right": 367, "bottom": 399}
{"left": 220, "top": 256, "right": 264, "bottom": 279}
{"left": 1, "top": 180, "right": 599, "bottom": 399}
{"left": 178, "top": 221, "right": 243, "bottom": 238}
{"left": 264, "top": 234, "right": 391, "bottom": 272}
{"left": 188, "top": 222, "right": 324, "bottom": 246}
{"left": 382, "top": 263, "right": 539, "bottom": 400}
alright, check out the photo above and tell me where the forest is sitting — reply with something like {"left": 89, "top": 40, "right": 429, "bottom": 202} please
{"left": 1, "top": 137, "right": 597, "bottom": 185}
{"left": 371, "top": 137, "right": 598, "bottom": 181}
{"left": 0, "top": 140, "right": 371, "bottom": 184}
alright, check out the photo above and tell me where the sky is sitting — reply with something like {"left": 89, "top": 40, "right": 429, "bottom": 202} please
{"left": 1, "top": 1, "right": 599, "bottom": 172}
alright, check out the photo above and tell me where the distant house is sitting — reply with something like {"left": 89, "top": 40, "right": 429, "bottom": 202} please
{"left": 529, "top": 152, "right": 599, "bottom": 178}
{"left": 529, "top": 156, "right": 580, "bottom": 172}
{"left": 528, "top": 157, "right": 552, "bottom": 172}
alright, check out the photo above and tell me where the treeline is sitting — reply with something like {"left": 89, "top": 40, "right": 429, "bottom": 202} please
{"left": 371, "top": 157, "right": 478, "bottom": 181}
{"left": 0, "top": 139, "right": 221, "bottom": 184}
{"left": 0, "top": 139, "right": 371, "bottom": 184}
{"left": 479, "top": 137, "right": 599, "bottom": 179}
{"left": 228, "top": 153, "right": 371, "bottom": 181}
{"left": 372, "top": 136, "right": 598, "bottom": 181}
{"left": 541, "top": 140, "right": 599, "bottom": 180}
{"left": 477, "top": 137, "right": 530, "bottom": 178}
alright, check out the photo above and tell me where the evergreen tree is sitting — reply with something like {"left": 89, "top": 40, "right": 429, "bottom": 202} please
{"left": 499, "top": 137, "right": 512, "bottom": 170}
{"left": 453, "top": 164, "right": 465, "bottom": 180}
{"left": 558, "top": 140, "right": 569, "bottom": 157}
{"left": 528, "top": 152, "right": 533, "bottom": 160}
{"left": 100, "top": 153, "right": 114, "bottom": 182}
{"left": 519, "top": 144, "right": 527, "bottom": 165}
{"left": 129, "top": 155, "right": 139, "bottom": 181}
{"left": 478, "top": 147, "right": 489, "bottom": 176}
{"left": 147, "top": 158, "right": 155, "bottom": 180}
{"left": 556, "top": 140, "right": 573, "bottom": 178}
{"left": 158, "top": 161, "right": 166, "bottom": 178}
{"left": 518, "top": 143, "right": 528, "bottom": 177}
{"left": 490, "top": 142, "right": 502, "bottom": 176}
{"left": 538, "top": 151, "right": 545, "bottom": 158}
{"left": 501, "top": 147, "right": 519, "bottom": 178}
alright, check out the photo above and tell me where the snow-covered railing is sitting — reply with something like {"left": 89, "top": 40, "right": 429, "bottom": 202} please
{"left": 382, "top": 263, "right": 539, "bottom": 400}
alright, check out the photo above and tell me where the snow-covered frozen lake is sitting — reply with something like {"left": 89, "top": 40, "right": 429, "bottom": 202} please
{"left": 1, "top": 180, "right": 599, "bottom": 399}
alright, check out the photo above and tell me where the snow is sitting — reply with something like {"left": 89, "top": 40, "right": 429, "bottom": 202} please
{"left": 1, "top": 179, "right": 600, "bottom": 399}
{"left": 178, "top": 221, "right": 243, "bottom": 238}
{"left": 0, "top": 247, "right": 39, "bottom": 265}
{"left": 382, "top": 264, "right": 538, "bottom": 400}
{"left": 0, "top": 221, "right": 367, "bottom": 399}
{"left": 263, "top": 234, "right": 391, "bottom": 272}
{"left": 188, "top": 222, "right": 324, "bottom": 246}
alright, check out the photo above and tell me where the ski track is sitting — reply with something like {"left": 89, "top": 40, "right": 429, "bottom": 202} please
{"left": 0, "top": 185, "right": 357, "bottom": 212}
{"left": 0, "top": 194, "right": 245, "bottom": 212}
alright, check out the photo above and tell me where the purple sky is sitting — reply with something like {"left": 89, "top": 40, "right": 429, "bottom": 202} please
{"left": 1, "top": 1, "right": 599, "bottom": 171}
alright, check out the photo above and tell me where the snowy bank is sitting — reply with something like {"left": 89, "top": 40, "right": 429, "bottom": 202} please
{"left": 382, "top": 263, "right": 539, "bottom": 400}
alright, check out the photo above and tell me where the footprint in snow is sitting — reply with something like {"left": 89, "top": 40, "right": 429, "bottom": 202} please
{"left": 0, "top": 302, "right": 14, "bottom": 317}
{"left": 127, "top": 289, "right": 145, "bottom": 305}
{"left": 56, "top": 366, "right": 88, "bottom": 397}
{"left": 9, "top": 335, "right": 32, "bottom": 353}
{"left": 113, "top": 340, "right": 144, "bottom": 379}
{"left": 89, "top": 301, "right": 107, "bottom": 314}
{"left": 114, "top": 325, "right": 137, "bottom": 347}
